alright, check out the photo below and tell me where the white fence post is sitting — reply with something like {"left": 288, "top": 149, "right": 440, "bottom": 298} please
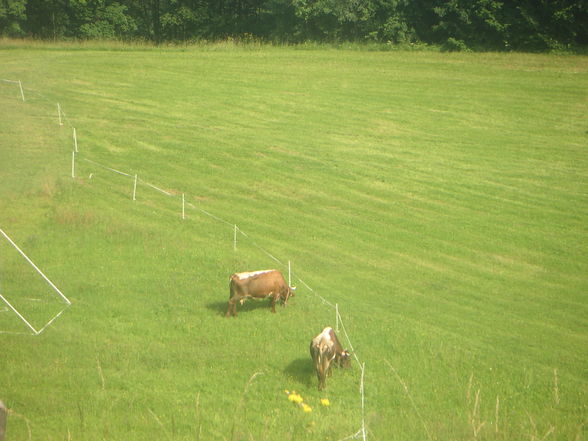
{"left": 361, "top": 362, "right": 367, "bottom": 441}
{"left": 233, "top": 225, "right": 237, "bottom": 251}
{"left": 57, "top": 103, "right": 63, "bottom": 126}
{"left": 73, "top": 128, "right": 78, "bottom": 153}
{"left": 132, "top": 174, "right": 138, "bottom": 201}
{"left": 182, "top": 193, "right": 185, "bottom": 219}
{"left": 18, "top": 80, "right": 24, "bottom": 101}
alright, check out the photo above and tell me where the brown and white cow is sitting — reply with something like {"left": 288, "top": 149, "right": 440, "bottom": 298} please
{"left": 226, "top": 269, "right": 295, "bottom": 317}
{"left": 310, "top": 327, "right": 351, "bottom": 390}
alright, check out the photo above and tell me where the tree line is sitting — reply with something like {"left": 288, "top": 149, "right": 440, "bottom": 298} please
{"left": 1, "top": 0, "right": 587, "bottom": 51}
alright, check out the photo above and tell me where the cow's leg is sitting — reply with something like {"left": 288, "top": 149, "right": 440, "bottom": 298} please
{"left": 227, "top": 283, "right": 237, "bottom": 317}
{"left": 320, "top": 354, "right": 334, "bottom": 389}
{"left": 226, "top": 297, "right": 238, "bottom": 317}
{"left": 270, "top": 293, "right": 278, "bottom": 313}
{"left": 317, "top": 368, "right": 326, "bottom": 390}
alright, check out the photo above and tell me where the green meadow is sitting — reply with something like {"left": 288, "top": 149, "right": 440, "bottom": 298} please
{"left": 1, "top": 43, "right": 587, "bottom": 440}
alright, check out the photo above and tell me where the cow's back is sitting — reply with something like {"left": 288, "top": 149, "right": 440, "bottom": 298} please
{"left": 233, "top": 270, "right": 283, "bottom": 295}
{"left": 248, "top": 270, "right": 285, "bottom": 292}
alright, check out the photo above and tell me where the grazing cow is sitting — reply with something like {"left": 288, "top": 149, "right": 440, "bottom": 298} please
{"left": 226, "top": 269, "right": 295, "bottom": 317}
{"left": 310, "top": 327, "right": 351, "bottom": 390}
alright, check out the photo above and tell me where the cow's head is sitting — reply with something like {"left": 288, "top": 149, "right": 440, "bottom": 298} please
{"left": 282, "top": 286, "right": 296, "bottom": 305}
{"left": 338, "top": 350, "right": 352, "bottom": 368}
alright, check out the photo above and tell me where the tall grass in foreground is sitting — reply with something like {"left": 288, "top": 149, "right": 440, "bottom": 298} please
{"left": 0, "top": 44, "right": 587, "bottom": 440}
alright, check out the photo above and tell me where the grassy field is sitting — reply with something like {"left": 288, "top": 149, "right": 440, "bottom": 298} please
{"left": 1, "top": 42, "right": 587, "bottom": 440}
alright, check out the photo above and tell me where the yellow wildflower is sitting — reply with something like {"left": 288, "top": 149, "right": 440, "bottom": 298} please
{"left": 301, "top": 403, "right": 312, "bottom": 413}
{"left": 320, "top": 398, "right": 331, "bottom": 407}
{"left": 289, "top": 393, "right": 303, "bottom": 404}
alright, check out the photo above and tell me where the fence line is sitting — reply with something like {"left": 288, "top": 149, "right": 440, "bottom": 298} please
{"left": 1, "top": 78, "right": 25, "bottom": 101}
{"left": 2, "top": 83, "right": 368, "bottom": 440}
{"left": 0, "top": 227, "right": 72, "bottom": 336}
{"left": 140, "top": 179, "right": 174, "bottom": 196}
{"left": 0, "top": 228, "right": 71, "bottom": 306}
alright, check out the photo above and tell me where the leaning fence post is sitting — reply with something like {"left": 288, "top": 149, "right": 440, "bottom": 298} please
{"left": 73, "top": 127, "right": 78, "bottom": 153}
{"left": 18, "top": 80, "right": 25, "bottom": 102}
{"left": 71, "top": 151, "right": 76, "bottom": 178}
{"left": 233, "top": 225, "right": 237, "bottom": 251}
{"left": 0, "top": 400, "right": 6, "bottom": 441}
{"left": 360, "top": 363, "right": 367, "bottom": 441}
{"left": 132, "top": 174, "right": 138, "bottom": 201}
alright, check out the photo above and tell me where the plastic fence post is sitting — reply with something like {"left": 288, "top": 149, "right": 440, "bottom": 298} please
{"left": 73, "top": 128, "right": 78, "bottom": 153}
{"left": 18, "top": 80, "right": 24, "bottom": 101}
{"left": 133, "top": 174, "right": 138, "bottom": 201}
{"left": 361, "top": 362, "right": 367, "bottom": 441}
{"left": 57, "top": 103, "right": 63, "bottom": 126}
{"left": 233, "top": 225, "right": 237, "bottom": 251}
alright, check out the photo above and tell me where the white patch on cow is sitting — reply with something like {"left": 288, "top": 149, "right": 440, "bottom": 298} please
{"left": 234, "top": 269, "right": 274, "bottom": 280}
{"left": 320, "top": 327, "right": 333, "bottom": 340}
{"left": 311, "top": 327, "right": 335, "bottom": 352}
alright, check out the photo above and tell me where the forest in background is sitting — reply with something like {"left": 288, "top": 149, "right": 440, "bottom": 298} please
{"left": 1, "top": 0, "right": 587, "bottom": 51}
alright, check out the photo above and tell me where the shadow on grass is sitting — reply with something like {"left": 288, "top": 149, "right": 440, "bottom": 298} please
{"left": 284, "top": 358, "right": 314, "bottom": 388}
{"left": 206, "top": 299, "right": 275, "bottom": 317}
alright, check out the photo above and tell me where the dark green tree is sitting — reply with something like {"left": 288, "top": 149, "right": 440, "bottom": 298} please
{"left": 368, "top": 0, "right": 416, "bottom": 43}
{"left": 3, "top": 0, "right": 587, "bottom": 49}
{"left": 0, "top": 0, "right": 27, "bottom": 37}
{"left": 292, "top": 0, "right": 374, "bottom": 41}
{"left": 72, "top": 1, "right": 137, "bottom": 39}
{"left": 503, "top": 0, "right": 588, "bottom": 50}
{"left": 429, "top": 0, "right": 506, "bottom": 50}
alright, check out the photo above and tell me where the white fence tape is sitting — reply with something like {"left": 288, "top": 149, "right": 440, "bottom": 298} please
{"left": 82, "top": 158, "right": 133, "bottom": 177}
{"left": 0, "top": 229, "right": 71, "bottom": 306}
{"left": 0, "top": 228, "right": 72, "bottom": 335}
{"left": 1, "top": 78, "right": 24, "bottom": 101}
